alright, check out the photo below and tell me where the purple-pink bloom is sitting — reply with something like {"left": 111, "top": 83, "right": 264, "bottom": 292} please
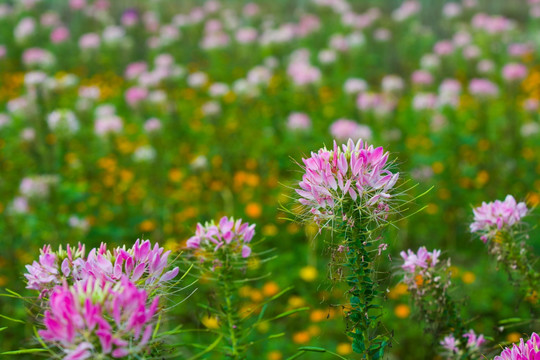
{"left": 39, "top": 277, "right": 158, "bottom": 359}
{"left": 296, "top": 139, "right": 399, "bottom": 227}
{"left": 400, "top": 247, "right": 441, "bottom": 273}
{"left": 186, "top": 216, "right": 256, "bottom": 260}
{"left": 494, "top": 332, "right": 540, "bottom": 360}
{"left": 470, "top": 195, "right": 528, "bottom": 242}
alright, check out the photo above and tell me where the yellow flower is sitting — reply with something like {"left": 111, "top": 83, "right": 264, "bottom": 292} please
{"left": 310, "top": 309, "right": 327, "bottom": 322}
{"left": 139, "top": 220, "right": 156, "bottom": 232}
{"left": 245, "top": 202, "right": 262, "bottom": 218}
{"left": 263, "top": 282, "right": 280, "bottom": 297}
{"left": 267, "top": 351, "right": 282, "bottom": 360}
{"left": 506, "top": 332, "right": 522, "bottom": 343}
{"left": 262, "top": 224, "right": 278, "bottom": 237}
{"left": 292, "top": 331, "right": 310, "bottom": 344}
{"left": 336, "top": 343, "right": 353, "bottom": 355}
{"left": 201, "top": 315, "right": 219, "bottom": 329}
{"left": 462, "top": 271, "right": 476, "bottom": 284}
{"left": 299, "top": 266, "right": 318, "bottom": 282}
{"left": 288, "top": 296, "right": 305, "bottom": 308}
{"left": 394, "top": 304, "right": 411, "bottom": 319}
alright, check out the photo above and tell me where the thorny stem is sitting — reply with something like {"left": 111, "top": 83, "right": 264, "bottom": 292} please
{"left": 343, "top": 224, "right": 384, "bottom": 360}
{"left": 218, "top": 257, "right": 244, "bottom": 359}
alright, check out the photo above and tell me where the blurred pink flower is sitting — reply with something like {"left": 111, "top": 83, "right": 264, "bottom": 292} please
{"left": 502, "top": 63, "right": 528, "bottom": 82}
{"left": 287, "top": 112, "right": 311, "bottom": 131}
{"left": 330, "top": 119, "right": 372, "bottom": 141}
{"left": 187, "top": 216, "right": 256, "bottom": 260}
{"left": 470, "top": 195, "right": 528, "bottom": 242}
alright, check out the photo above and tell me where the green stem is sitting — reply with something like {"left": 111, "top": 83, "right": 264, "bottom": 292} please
{"left": 344, "top": 225, "right": 380, "bottom": 359}
{"left": 219, "top": 264, "right": 244, "bottom": 359}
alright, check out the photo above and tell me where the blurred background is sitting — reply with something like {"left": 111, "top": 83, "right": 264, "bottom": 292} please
{"left": 0, "top": 0, "right": 539, "bottom": 358}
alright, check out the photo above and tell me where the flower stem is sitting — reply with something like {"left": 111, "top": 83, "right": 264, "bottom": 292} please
{"left": 219, "top": 266, "right": 244, "bottom": 359}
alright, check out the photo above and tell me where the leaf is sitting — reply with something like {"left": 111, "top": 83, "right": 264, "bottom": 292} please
{"left": 0, "top": 314, "right": 25, "bottom": 324}
{"left": 0, "top": 327, "right": 7, "bottom": 332}
{"left": 186, "top": 334, "right": 223, "bottom": 360}
{"left": 499, "top": 317, "right": 522, "bottom": 325}
{"left": 1, "top": 349, "right": 48, "bottom": 355}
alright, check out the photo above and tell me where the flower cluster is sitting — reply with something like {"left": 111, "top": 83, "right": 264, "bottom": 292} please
{"left": 296, "top": 139, "right": 399, "bottom": 227}
{"left": 24, "top": 240, "right": 179, "bottom": 296}
{"left": 470, "top": 195, "right": 528, "bottom": 242}
{"left": 400, "top": 247, "right": 443, "bottom": 293}
{"left": 440, "top": 330, "right": 486, "bottom": 359}
{"left": 24, "top": 243, "right": 86, "bottom": 296}
{"left": 186, "top": 216, "right": 256, "bottom": 260}
{"left": 40, "top": 277, "right": 159, "bottom": 360}
{"left": 494, "top": 332, "right": 540, "bottom": 360}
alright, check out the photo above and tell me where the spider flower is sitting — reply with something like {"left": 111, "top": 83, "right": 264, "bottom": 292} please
{"left": 24, "top": 240, "right": 179, "bottom": 295}
{"left": 83, "top": 239, "right": 180, "bottom": 288}
{"left": 470, "top": 195, "right": 528, "bottom": 242}
{"left": 186, "top": 216, "right": 255, "bottom": 259}
{"left": 24, "top": 244, "right": 86, "bottom": 296}
{"left": 39, "top": 277, "right": 159, "bottom": 360}
{"left": 494, "top": 332, "right": 540, "bottom": 360}
{"left": 440, "top": 330, "right": 486, "bottom": 358}
{"left": 296, "top": 139, "right": 399, "bottom": 227}
{"left": 400, "top": 247, "right": 442, "bottom": 291}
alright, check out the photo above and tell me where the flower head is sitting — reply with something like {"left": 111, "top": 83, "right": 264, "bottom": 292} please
{"left": 296, "top": 139, "right": 399, "bottom": 228}
{"left": 186, "top": 216, "right": 256, "bottom": 261}
{"left": 24, "top": 244, "right": 86, "bottom": 296}
{"left": 470, "top": 195, "right": 528, "bottom": 242}
{"left": 39, "top": 277, "right": 158, "bottom": 359}
{"left": 494, "top": 332, "right": 540, "bottom": 360}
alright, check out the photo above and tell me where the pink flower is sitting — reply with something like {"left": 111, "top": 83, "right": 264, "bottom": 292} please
{"left": 440, "top": 334, "right": 459, "bottom": 354}
{"left": 330, "top": 119, "right": 372, "bottom": 141}
{"left": 94, "top": 115, "right": 123, "bottom": 136}
{"left": 24, "top": 244, "right": 86, "bottom": 296}
{"left": 433, "top": 40, "right": 454, "bottom": 56}
{"left": 400, "top": 247, "right": 441, "bottom": 273}
{"left": 502, "top": 63, "right": 528, "bottom": 82}
{"left": 39, "top": 277, "right": 158, "bottom": 359}
{"left": 463, "top": 329, "right": 486, "bottom": 350}
{"left": 125, "top": 87, "right": 149, "bottom": 107}
{"left": 51, "top": 27, "right": 70, "bottom": 43}
{"left": 78, "top": 33, "right": 100, "bottom": 50}
{"left": 83, "top": 240, "right": 179, "bottom": 287}
{"left": 344, "top": 78, "right": 368, "bottom": 95}
{"left": 287, "top": 59, "right": 321, "bottom": 86}
{"left": 144, "top": 118, "right": 162, "bottom": 133}
{"left": 124, "top": 62, "right": 148, "bottom": 80}
{"left": 468, "top": 78, "right": 499, "bottom": 98}
{"left": 411, "top": 70, "right": 433, "bottom": 85}
{"left": 235, "top": 27, "right": 258, "bottom": 44}
{"left": 287, "top": 112, "right": 311, "bottom": 131}
{"left": 187, "top": 216, "right": 256, "bottom": 261}
{"left": 296, "top": 139, "right": 398, "bottom": 226}
{"left": 470, "top": 195, "right": 528, "bottom": 242}
{"left": 494, "top": 332, "right": 540, "bottom": 360}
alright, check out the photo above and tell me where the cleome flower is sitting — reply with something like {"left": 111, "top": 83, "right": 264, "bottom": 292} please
{"left": 494, "top": 332, "right": 539, "bottom": 360}
{"left": 470, "top": 195, "right": 528, "bottom": 242}
{"left": 24, "top": 240, "right": 179, "bottom": 296}
{"left": 39, "top": 276, "right": 159, "bottom": 360}
{"left": 400, "top": 247, "right": 443, "bottom": 292}
{"left": 83, "top": 240, "right": 179, "bottom": 288}
{"left": 440, "top": 330, "right": 486, "bottom": 359}
{"left": 186, "top": 216, "right": 256, "bottom": 260}
{"left": 24, "top": 243, "right": 86, "bottom": 297}
{"left": 296, "top": 138, "right": 399, "bottom": 228}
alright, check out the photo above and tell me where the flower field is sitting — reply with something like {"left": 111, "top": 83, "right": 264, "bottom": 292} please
{"left": 0, "top": 0, "right": 539, "bottom": 359}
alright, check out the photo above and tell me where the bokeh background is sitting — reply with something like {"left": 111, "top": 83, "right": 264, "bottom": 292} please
{"left": 1, "top": 0, "right": 539, "bottom": 358}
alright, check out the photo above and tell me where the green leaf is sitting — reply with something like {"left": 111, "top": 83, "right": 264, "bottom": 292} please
{"left": 186, "top": 334, "right": 223, "bottom": 360}
{"left": 0, "top": 314, "right": 25, "bottom": 324}
{"left": 1, "top": 349, "right": 48, "bottom": 355}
